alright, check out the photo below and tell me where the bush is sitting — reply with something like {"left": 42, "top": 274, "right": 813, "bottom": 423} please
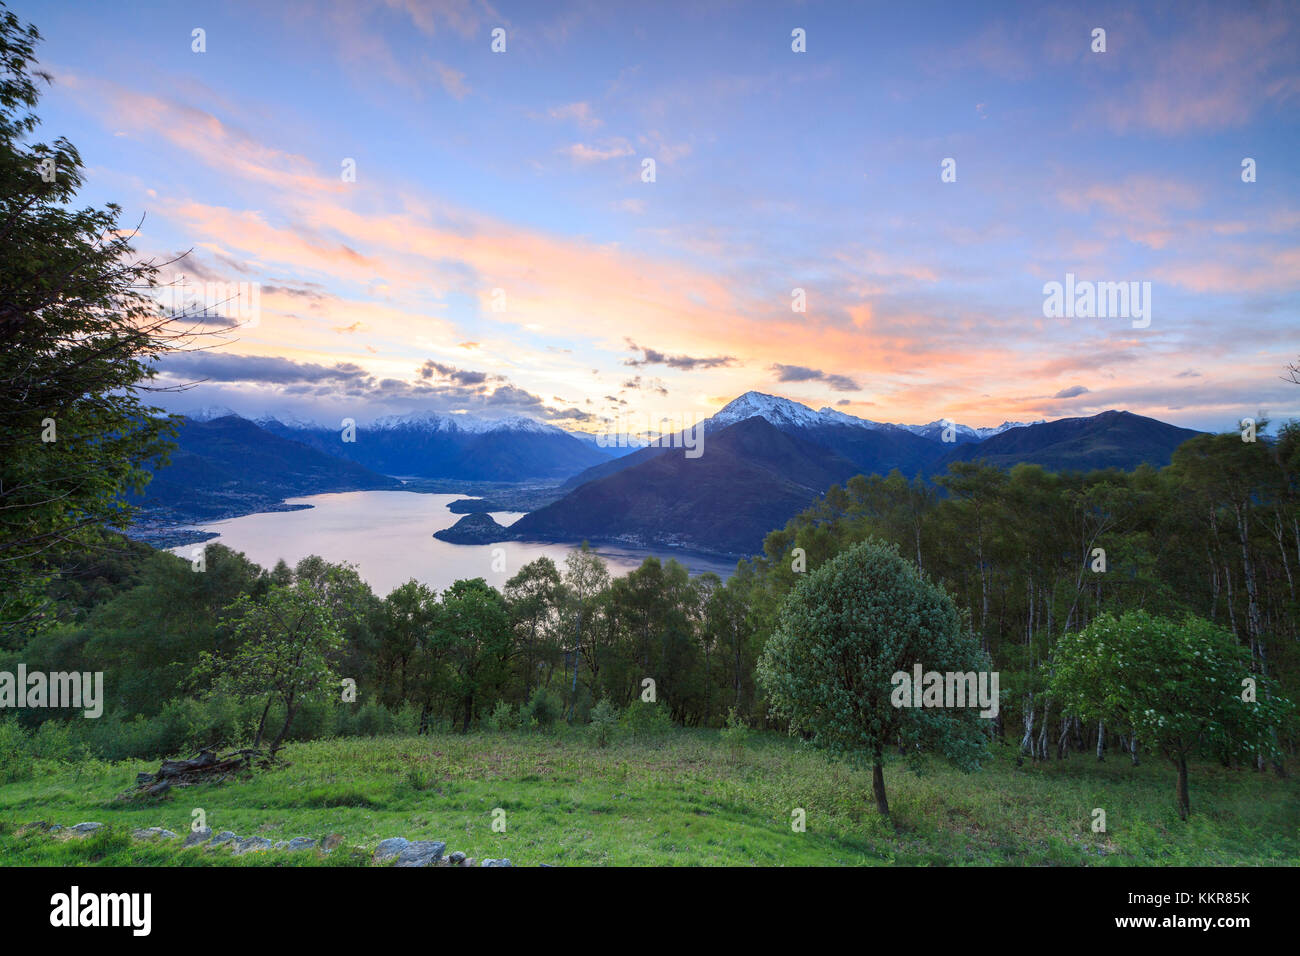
{"left": 0, "top": 717, "right": 33, "bottom": 783}
{"left": 486, "top": 699, "right": 519, "bottom": 731}
{"left": 30, "top": 719, "right": 86, "bottom": 764}
{"left": 720, "top": 707, "right": 750, "bottom": 757}
{"left": 524, "top": 687, "right": 562, "bottom": 730}
{"left": 620, "top": 699, "right": 675, "bottom": 738}
{"left": 588, "top": 698, "right": 619, "bottom": 748}
{"left": 339, "top": 700, "right": 396, "bottom": 737}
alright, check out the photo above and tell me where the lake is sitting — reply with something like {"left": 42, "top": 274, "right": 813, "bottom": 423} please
{"left": 168, "top": 490, "right": 737, "bottom": 595}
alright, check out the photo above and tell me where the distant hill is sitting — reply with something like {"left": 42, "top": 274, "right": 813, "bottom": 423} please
{"left": 258, "top": 411, "right": 613, "bottom": 481}
{"left": 503, "top": 400, "right": 1205, "bottom": 558}
{"left": 129, "top": 415, "right": 401, "bottom": 526}
{"left": 507, "top": 417, "right": 861, "bottom": 556}
{"left": 940, "top": 410, "right": 1201, "bottom": 472}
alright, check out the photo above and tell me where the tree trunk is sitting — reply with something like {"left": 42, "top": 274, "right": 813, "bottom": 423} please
{"left": 1096, "top": 720, "right": 1105, "bottom": 761}
{"left": 871, "top": 758, "right": 889, "bottom": 817}
{"left": 461, "top": 693, "right": 473, "bottom": 733}
{"left": 253, "top": 694, "right": 274, "bottom": 747}
{"left": 1174, "top": 754, "right": 1190, "bottom": 820}
{"left": 269, "top": 700, "right": 298, "bottom": 756}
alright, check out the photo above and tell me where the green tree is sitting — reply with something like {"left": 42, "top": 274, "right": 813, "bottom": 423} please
{"left": 0, "top": 7, "right": 198, "bottom": 631}
{"left": 436, "top": 578, "right": 511, "bottom": 732}
{"left": 192, "top": 580, "right": 343, "bottom": 755}
{"left": 1049, "top": 610, "right": 1291, "bottom": 819}
{"left": 758, "top": 538, "right": 990, "bottom": 817}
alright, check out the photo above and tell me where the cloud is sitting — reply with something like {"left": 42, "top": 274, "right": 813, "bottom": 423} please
{"left": 561, "top": 139, "right": 634, "bottom": 163}
{"left": 770, "top": 363, "right": 861, "bottom": 392}
{"left": 1052, "top": 385, "right": 1091, "bottom": 399}
{"left": 420, "top": 360, "right": 492, "bottom": 386}
{"left": 548, "top": 101, "right": 600, "bottom": 129}
{"left": 431, "top": 61, "right": 470, "bottom": 100}
{"left": 624, "top": 340, "right": 738, "bottom": 371}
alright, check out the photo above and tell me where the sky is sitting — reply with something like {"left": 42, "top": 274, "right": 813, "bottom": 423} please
{"left": 15, "top": 0, "right": 1300, "bottom": 432}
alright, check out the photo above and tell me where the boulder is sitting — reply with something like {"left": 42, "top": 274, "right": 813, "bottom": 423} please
{"left": 231, "top": 836, "right": 272, "bottom": 855}
{"left": 480, "top": 858, "right": 513, "bottom": 867}
{"left": 286, "top": 837, "right": 316, "bottom": 852}
{"left": 69, "top": 822, "right": 103, "bottom": 837}
{"left": 374, "top": 837, "right": 447, "bottom": 867}
{"left": 210, "top": 830, "right": 238, "bottom": 847}
{"left": 183, "top": 827, "right": 213, "bottom": 847}
{"left": 132, "top": 827, "right": 179, "bottom": 841}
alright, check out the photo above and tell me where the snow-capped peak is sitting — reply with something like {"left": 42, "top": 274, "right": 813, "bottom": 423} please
{"left": 709, "top": 392, "right": 1042, "bottom": 442}
{"left": 186, "top": 405, "right": 241, "bottom": 422}
{"left": 709, "top": 391, "right": 828, "bottom": 430}
{"left": 368, "top": 410, "right": 560, "bottom": 435}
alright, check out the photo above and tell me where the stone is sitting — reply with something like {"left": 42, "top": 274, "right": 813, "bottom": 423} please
{"left": 449, "top": 851, "right": 467, "bottom": 865}
{"left": 231, "top": 836, "right": 272, "bottom": 855}
{"left": 183, "top": 827, "right": 213, "bottom": 848}
{"left": 286, "top": 837, "right": 316, "bottom": 852}
{"left": 373, "top": 837, "right": 410, "bottom": 862}
{"left": 135, "top": 772, "right": 155, "bottom": 785}
{"left": 272, "top": 841, "right": 288, "bottom": 850}
{"left": 210, "top": 830, "right": 237, "bottom": 847}
{"left": 322, "top": 833, "right": 344, "bottom": 853}
{"left": 69, "top": 822, "right": 103, "bottom": 836}
{"left": 374, "top": 837, "right": 446, "bottom": 867}
{"left": 132, "top": 827, "right": 179, "bottom": 841}
{"left": 480, "top": 858, "right": 513, "bottom": 867}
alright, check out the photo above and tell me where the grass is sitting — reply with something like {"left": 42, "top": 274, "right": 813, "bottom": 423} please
{"left": 0, "top": 729, "right": 1295, "bottom": 866}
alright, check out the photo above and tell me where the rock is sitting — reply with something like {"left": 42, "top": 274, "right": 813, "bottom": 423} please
{"left": 480, "top": 858, "right": 513, "bottom": 867}
{"left": 373, "top": 837, "right": 411, "bottom": 862}
{"left": 69, "top": 822, "right": 103, "bottom": 836}
{"left": 272, "top": 841, "right": 288, "bottom": 850}
{"left": 449, "top": 851, "right": 467, "bottom": 865}
{"left": 49, "top": 825, "right": 64, "bottom": 833}
{"left": 231, "top": 836, "right": 272, "bottom": 855}
{"left": 135, "top": 772, "right": 155, "bottom": 785}
{"left": 322, "top": 833, "right": 344, "bottom": 853}
{"left": 210, "top": 830, "right": 237, "bottom": 847}
{"left": 146, "top": 779, "right": 171, "bottom": 796}
{"left": 132, "top": 827, "right": 179, "bottom": 841}
{"left": 374, "top": 837, "right": 447, "bottom": 867}
{"left": 183, "top": 827, "right": 213, "bottom": 847}
{"left": 286, "top": 837, "right": 316, "bottom": 852}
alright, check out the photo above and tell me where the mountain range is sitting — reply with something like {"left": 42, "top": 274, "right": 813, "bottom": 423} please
{"left": 458, "top": 393, "right": 1203, "bottom": 557}
{"left": 255, "top": 410, "right": 616, "bottom": 481}
{"left": 135, "top": 396, "right": 1205, "bottom": 558}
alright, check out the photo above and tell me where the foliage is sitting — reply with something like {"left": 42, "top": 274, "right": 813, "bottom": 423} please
{"left": 758, "top": 538, "right": 989, "bottom": 814}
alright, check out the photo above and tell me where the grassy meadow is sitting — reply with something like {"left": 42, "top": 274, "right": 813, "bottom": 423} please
{"left": 0, "top": 729, "right": 1295, "bottom": 866}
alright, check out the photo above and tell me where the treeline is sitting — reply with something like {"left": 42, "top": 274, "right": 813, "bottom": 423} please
{"left": 2, "top": 422, "right": 1297, "bottom": 766}
{"left": 749, "top": 422, "right": 1300, "bottom": 760}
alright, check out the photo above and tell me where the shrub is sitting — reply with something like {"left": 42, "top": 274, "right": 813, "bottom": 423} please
{"left": 524, "top": 687, "right": 562, "bottom": 730}
{"left": 720, "top": 706, "right": 750, "bottom": 758}
{"left": 0, "top": 717, "right": 33, "bottom": 783}
{"left": 486, "top": 699, "right": 519, "bottom": 731}
{"left": 588, "top": 698, "right": 619, "bottom": 748}
{"left": 620, "top": 699, "right": 675, "bottom": 738}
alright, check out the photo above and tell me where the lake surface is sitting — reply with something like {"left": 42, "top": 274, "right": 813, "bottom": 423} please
{"left": 168, "top": 490, "right": 737, "bottom": 595}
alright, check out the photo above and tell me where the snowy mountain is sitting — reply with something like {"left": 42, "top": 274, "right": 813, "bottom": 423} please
{"left": 256, "top": 410, "right": 614, "bottom": 480}
{"left": 703, "top": 391, "right": 1037, "bottom": 440}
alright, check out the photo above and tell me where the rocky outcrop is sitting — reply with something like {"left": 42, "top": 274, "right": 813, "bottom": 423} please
{"left": 432, "top": 511, "right": 509, "bottom": 544}
{"left": 28, "top": 821, "right": 524, "bottom": 866}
